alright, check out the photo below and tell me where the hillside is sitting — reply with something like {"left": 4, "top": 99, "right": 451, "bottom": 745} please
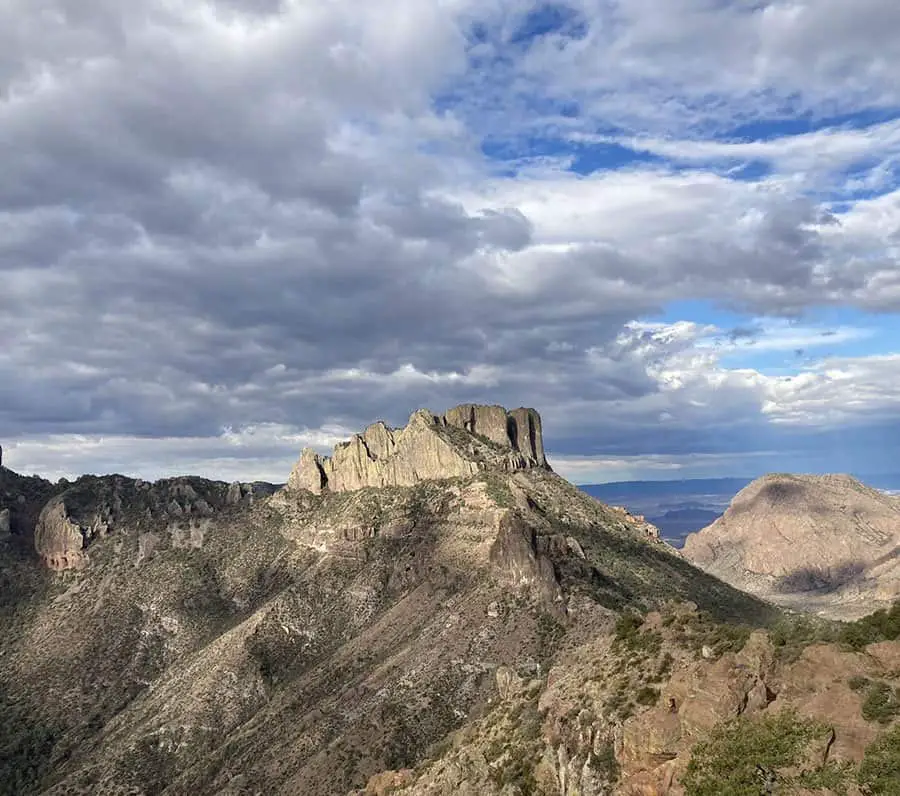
{"left": 682, "top": 473, "right": 900, "bottom": 620}
{"left": 369, "top": 601, "right": 900, "bottom": 795}
{"left": 0, "top": 404, "right": 783, "bottom": 796}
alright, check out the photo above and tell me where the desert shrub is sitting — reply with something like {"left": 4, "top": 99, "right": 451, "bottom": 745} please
{"left": 858, "top": 724, "right": 900, "bottom": 794}
{"left": 797, "top": 760, "right": 855, "bottom": 793}
{"left": 769, "top": 613, "right": 837, "bottom": 649}
{"left": 648, "top": 651, "right": 674, "bottom": 683}
{"left": 0, "top": 720, "right": 58, "bottom": 796}
{"left": 603, "top": 681, "right": 634, "bottom": 721}
{"left": 485, "top": 700, "right": 543, "bottom": 795}
{"left": 614, "top": 611, "right": 644, "bottom": 641}
{"left": 667, "top": 609, "right": 752, "bottom": 658}
{"left": 848, "top": 675, "right": 870, "bottom": 692}
{"left": 840, "top": 600, "right": 900, "bottom": 650}
{"left": 682, "top": 709, "right": 833, "bottom": 796}
{"left": 635, "top": 686, "right": 659, "bottom": 706}
{"left": 860, "top": 681, "right": 900, "bottom": 725}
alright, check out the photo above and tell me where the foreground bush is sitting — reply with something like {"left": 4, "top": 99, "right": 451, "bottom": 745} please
{"left": 682, "top": 710, "right": 843, "bottom": 796}
{"left": 858, "top": 724, "right": 900, "bottom": 795}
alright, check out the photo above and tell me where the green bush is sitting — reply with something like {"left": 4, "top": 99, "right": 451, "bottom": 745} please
{"left": 635, "top": 686, "right": 659, "bottom": 706}
{"left": 665, "top": 608, "right": 752, "bottom": 658}
{"left": 861, "top": 681, "right": 900, "bottom": 725}
{"left": 839, "top": 600, "right": 900, "bottom": 650}
{"left": 797, "top": 760, "right": 855, "bottom": 793}
{"left": 650, "top": 651, "right": 674, "bottom": 682}
{"left": 858, "top": 725, "right": 900, "bottom": 794}
{"left": 614, "top": 611, "right": 644, "bottom": 641}
{"left": 770, "top": 614, "right": 837, "bottom": 649}
{"left": 682, "top": 710, "right": 835, "bottom": 796}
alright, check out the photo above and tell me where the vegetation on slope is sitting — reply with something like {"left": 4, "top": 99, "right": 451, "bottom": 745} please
{"left": 682, "top": 710, "right": 851, "bottom": 796}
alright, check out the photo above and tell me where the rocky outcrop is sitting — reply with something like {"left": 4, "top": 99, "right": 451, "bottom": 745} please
{"left": 26, "top": 474, "right": 276, "bottom": 571}
{"left": 286, "top": 404, "right": 550, "bottom": 495}
{"left": 610, "top": 505, "right": 661, "bottom": 540}
{"left": 34, "top": 498, "right": 88, "bottom": 570}
{"left": 682, "top": 473, "right": 900, "bottom": 619}
{"left": 0, "top": 464, "right": 61, "bottom": 542}
{"left": 442, "top": 403, "right": 546, "bottom": 464}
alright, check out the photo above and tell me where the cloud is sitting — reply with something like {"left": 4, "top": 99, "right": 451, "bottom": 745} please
{"left": 573, "top": 119, "right": 900, "bottom": 195}
{"left": 549, "top": 451, "right": 779, "bottom": 485}
{"left": 448, "top": 0, "right": 900, "bottom": 138}
{"left": 1, "top": 0, "right": 900, "bottom": 481}
{"left": 1, "top": 423, "right": 352, "bottom": 483}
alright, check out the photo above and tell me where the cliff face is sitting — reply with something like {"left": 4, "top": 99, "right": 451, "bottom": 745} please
{"left": 286, "top": 404, "right": 550, "bottom": 495}
{"left": 34, "top": 499, "right": 89, "bottom": 571}
{"left": 682, "top": 473, "right": 900, "bottom": 619}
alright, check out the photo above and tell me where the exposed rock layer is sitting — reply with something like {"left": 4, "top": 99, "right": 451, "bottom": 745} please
{"left": 286, "top": 404, "right": 550, "bottom": 495}
{"left": 683, "top": 473, "right": 900, "bottom": 619}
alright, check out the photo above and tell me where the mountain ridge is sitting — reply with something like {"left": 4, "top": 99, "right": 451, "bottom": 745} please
{"left": 0, "top": 403, "right": 782, "bottom": 795}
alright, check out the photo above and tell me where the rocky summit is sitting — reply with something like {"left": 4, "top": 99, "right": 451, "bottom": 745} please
{"left": 286, "top": 404, "right": 548, "bottom": 494}
{"left": 1, "top": 410, "right": 899, "bottom": 796}
{"left": 683, "top": 473, "right": 900, "bottom": 620}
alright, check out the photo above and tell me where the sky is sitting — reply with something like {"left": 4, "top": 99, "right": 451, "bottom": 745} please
{"left": 2, "top": 0, "right": 900, "bottom": 484}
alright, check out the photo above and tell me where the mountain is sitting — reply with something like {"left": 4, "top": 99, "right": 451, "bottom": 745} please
{"left": 578, "top": 479, "right": 750, "bottom": 547}
{"left": 373, "top": 601, "right": 900, "bottom": 795}
{"left": 5, "top": 420, "right": 900, "bottom": 796}
{"left": 0, "top": 405, "right": 779, "bottom": 795}
{"left": 683, "top": 473, "right": 900, "bottom": 620}
{"left": 646, "top": 508, "right": 723, "bottom": 548}
{"left": 579, "top": 478, "right": 753, "bottom": 505}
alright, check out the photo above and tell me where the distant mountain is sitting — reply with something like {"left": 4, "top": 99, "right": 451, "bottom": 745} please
{"left": 646, "top": 508, "right": 723, "bottom": 547}
{"left": 683, "top": 473, "right": 900, "bottom": 620}
{"left": 579, "top": 477, "right": 753, "bottom": 504}
{"left": 578, "top": 478, "right": 751, "bottom": 546}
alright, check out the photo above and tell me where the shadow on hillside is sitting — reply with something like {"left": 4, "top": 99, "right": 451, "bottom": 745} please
{"left": 775, "top": 546, "right": 900, "bottom": 595}
{"left": 774, "top": 561, "right": 868, "bottom": 594}
{"left": 555, "top": 521, "right": 779, "bottom": 626}
{"left": 725, "top": 479, "right": 805, "bottom": 516}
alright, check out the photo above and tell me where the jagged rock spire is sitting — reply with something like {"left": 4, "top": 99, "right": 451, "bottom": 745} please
{"left": 286, "top": 404, "right": 550, "bottom": 495}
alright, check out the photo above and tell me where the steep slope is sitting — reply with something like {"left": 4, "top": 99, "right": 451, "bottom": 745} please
{"left": 0, "top": 405, "right": 774, "bottom": 796}
{"left": 371, "top": 602, "right": 900, "bottom": 796}
{"left": 683, "top": 473, "right": 900, "bottom": 620}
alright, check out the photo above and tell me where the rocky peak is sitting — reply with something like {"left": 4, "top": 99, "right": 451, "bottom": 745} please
{"left": 286, "top": 404, "right": 550, "bottom": 495}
